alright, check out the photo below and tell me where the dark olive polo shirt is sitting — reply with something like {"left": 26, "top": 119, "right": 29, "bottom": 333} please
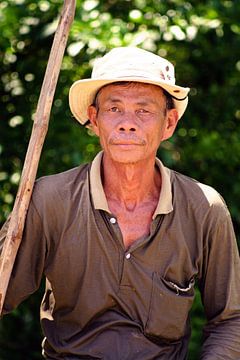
{"left": 1, "top": 152, "right": 240, "bottom": 359}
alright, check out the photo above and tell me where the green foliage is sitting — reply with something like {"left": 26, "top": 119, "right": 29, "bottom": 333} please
{"left": 0, "top": 0, "right": 240, "bottom": 358}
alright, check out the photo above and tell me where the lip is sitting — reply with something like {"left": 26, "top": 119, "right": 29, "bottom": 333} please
{"left": 110, "top": 143, "right": 144, "bottom": 151}
{"left": 112, "top": 142, "right": 144, "bottom": 145}
{"left": 109, "top": 138, "right": 146, "bottom": 146}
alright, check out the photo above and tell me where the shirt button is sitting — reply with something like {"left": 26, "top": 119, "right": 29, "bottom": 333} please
{"left": 126, "top": 253, "right": 131, "bottom": 259}
{"left": 110, "top": 217, "right": 116, "bottom": 224}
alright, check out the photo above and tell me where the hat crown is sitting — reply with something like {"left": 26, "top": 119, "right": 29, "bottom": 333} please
{"left": 92, "top": 47, "right": 176, "bottom": 85}
{"left": 69, "top": 46, "right": 190, "bottom": 125}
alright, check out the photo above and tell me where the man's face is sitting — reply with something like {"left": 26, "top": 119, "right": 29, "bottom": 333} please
{"left": 88, "top": 82, "right": 178, "bottom": 164}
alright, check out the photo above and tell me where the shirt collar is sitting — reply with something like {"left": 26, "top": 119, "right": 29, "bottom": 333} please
{"left": 153, "top": 158, "right": 173, "bottom": 217}
{"left": 90, "top": 151, "right": 110, "bottom": 213}
{"left": 90, "top": 151, "right": 173, "bottom": 218}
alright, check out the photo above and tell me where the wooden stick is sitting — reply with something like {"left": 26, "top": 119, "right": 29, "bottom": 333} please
{"left": 0, "top": 0, "right": 76, "bottom": 314}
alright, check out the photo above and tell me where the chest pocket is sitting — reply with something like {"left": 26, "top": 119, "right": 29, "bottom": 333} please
{"left": 145, "top": 272, "right": 195, "bottom": 341}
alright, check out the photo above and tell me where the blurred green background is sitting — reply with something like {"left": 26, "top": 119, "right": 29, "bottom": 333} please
{"left": 0, "top": 0, "right": 240, "bottom": 359}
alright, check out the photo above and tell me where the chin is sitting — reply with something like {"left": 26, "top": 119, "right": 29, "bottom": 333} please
{"left": 108, "top": 148, "right": 146, "bottom": 164}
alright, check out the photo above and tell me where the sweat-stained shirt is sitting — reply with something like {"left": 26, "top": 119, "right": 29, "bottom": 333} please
{"left": 1, "top": 151, "right": 240, "bottom": 359}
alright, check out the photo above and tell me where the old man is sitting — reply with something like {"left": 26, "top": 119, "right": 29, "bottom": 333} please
{"left": 1, "top": 47, "right": 240, "bottom": 359}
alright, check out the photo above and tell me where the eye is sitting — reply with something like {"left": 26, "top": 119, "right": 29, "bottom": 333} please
{"left": 138, "top": 109, "right": 149, "bottom": 113}
{"left": 108, "top": 106, "right": 120, "bottom": 113}
{"left": 137, "top": 108, "right": 151, "bottom": 115}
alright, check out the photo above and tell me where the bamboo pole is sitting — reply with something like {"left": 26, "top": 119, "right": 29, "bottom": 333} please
{"left": 0, "top": 0, "right": 76, "bottom": 314}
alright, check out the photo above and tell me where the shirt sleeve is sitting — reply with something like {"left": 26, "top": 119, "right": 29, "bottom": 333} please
{"left": 199, "top": 201, "right": 240, "bottom": 359}
{"left": 1, "top": 193, "right": 47, "bottom": 315}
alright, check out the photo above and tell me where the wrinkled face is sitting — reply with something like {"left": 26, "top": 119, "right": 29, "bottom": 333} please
{"left": 88, "top": 82, "right": 178, "bottom": 164}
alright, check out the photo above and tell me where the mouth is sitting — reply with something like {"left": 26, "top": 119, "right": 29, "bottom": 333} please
{"left": 109, "top": 136, "right": 146, "bottom": 146}
{"left": 112, "top": 142, "right": 144, "bottom": 146}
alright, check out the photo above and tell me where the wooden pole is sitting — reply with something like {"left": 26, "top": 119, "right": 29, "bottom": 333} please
{"left": 0, "top": 0, "right": 76, "bottom": 314}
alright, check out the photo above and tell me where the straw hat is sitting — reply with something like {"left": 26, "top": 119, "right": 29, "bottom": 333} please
{"left": 69, "top": 47, "right": 190, "bottom": 125}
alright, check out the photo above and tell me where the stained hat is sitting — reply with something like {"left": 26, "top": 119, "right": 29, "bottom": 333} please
{"left": 69, "top": 47, "right": 190, "bottom": 125}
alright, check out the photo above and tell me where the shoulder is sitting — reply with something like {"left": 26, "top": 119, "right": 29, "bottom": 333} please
{"left": 35, "top": 163, "right": 89, "bottom": 188}
{"left": 170, "top": 170, "right": 230, "bottom": 220}
{"left": 31, "top": 163, "right": 90, "bottom": 207}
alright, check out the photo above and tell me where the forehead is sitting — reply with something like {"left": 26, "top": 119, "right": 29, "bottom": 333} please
{"left": 96, "top": 82, "right": 165, "bottom": 102}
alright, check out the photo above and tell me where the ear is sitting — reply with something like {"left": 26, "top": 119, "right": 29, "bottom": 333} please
{"left": 161, "top": 109, "right": 179, "bottom": 141}
{"left": 87, "top": 105, "right": 99, "bottom": 136}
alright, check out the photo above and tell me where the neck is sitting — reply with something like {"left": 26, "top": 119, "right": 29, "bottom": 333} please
{"left": 102, "top": 154, "right": 161, "bottom": 211}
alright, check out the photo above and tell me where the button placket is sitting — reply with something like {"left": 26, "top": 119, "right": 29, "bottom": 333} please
{"left": 119, "top": 251, "right": 133, "bottom": 287}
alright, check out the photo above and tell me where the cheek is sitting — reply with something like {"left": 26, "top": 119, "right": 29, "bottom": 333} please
{"left": 97, "top": 124, "right": 113, "bottom": 145}
{"left": 98, "top": 118, "right": 116, "bottom": 134}
{"left": 146, "top": 122, "right": 164, "bottom": 142}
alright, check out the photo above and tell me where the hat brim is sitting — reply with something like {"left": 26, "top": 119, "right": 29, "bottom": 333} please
{"left": 69, "top": 77, "right": 190, "bottom": 125}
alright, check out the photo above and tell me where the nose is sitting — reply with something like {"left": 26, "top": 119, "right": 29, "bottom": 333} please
{"left": 117, "top": 113, "right": 137, "bottom": 132}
